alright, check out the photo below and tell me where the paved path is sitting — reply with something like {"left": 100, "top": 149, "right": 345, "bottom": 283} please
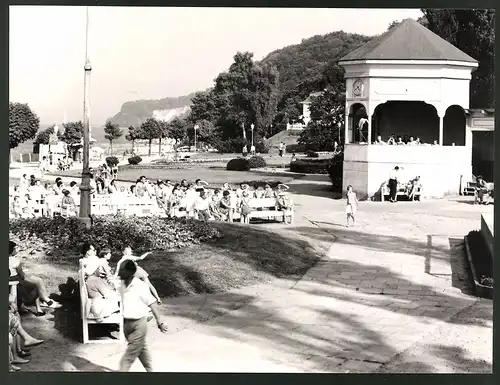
{"left": 18, "top": 175, "right": 493, "bottom": 372}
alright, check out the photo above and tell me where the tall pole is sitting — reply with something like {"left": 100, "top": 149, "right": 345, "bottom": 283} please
{"left": 79, "top": 6, "right": 92, "bottom": 227}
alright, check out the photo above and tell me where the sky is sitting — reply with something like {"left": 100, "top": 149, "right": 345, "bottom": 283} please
{"left": 9, "top": 7, "right": 423, "bottom": 125}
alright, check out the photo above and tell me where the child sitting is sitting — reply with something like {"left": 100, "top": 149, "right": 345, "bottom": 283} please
{"left": 194, "top": 191, "right": 211, "bottom": 221}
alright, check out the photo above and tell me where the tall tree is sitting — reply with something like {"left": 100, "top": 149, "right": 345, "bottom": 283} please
{"left": 104, "top": 121, "right": 123, "bottom": 154}
{"left": 125, "top": 125, "right": 139, "bottom": 153}
{"left": 157, "top": 120, "right": 170, "bottom": 155}
{"left": 9, "top": 102, "right": 40, "bottom": 150}
{"left": 59, "top": 121, "right": 84, "bottom": 145}
{"left": 139, "top": 118, "right": 162, "bottom": 156}
{"left": 167, "top": 117, "right": 187, "bottom": 151}
{"left": 298, "top": 85, "right": 346, "bottom": 151}
{"left": 422, "top": 9, "right": 495, "bottom": 108}
{"left": 34, "top": 125, "right": 55, "bottom": 145}
{"left": 186, "top": 119, "right": 216, "bottom": 150}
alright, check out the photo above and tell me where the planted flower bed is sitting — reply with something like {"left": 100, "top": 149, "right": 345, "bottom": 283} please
{"left": 464, "top": 230, "right": 493, "bottom": 299}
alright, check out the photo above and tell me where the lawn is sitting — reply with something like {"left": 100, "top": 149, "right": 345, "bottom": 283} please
{"left": 20, "top": 221, "right": 323, "bottom": 299}
{"left": 55, "top": 166, "right": 298, "bottom": 187}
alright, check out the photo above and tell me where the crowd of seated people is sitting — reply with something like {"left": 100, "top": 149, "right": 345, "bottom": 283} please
{"left": 9, "top": 241, "right": 59, "bottom": 371}
{"left": 373, "top": 135, "right": 442, "bottom": 146}
{"left": 9, "top": 173, "right": 294, "bottom": 223}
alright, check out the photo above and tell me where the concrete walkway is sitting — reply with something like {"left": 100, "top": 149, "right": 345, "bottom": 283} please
{"left": 19, "top": 174, "right": 493, "bottom": 372}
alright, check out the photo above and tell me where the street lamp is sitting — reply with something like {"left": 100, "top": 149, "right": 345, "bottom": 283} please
{"left": 79, "top": 6, "right": 92, "bottom": 228}
{"left": 194, "top": 123, "right": 199, "bottom": 153}
{"left": 250, "top": 123, "right": 255, "bottom": 148}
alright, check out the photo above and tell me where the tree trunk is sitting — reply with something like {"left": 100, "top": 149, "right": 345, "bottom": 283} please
{"left": 131, "top": 139, "right": 135, "bottom": 153}
{"left": 241, "top": 123, "right": 247, "bottom": 140}
{"left": 110, "top": 140, "right": 113, "bottom": 155}
{"left": 158, "top": 137, "right": 162, "bottom": 155}
{"left": 148, "top": 139, "right": 152, "bottom": 156}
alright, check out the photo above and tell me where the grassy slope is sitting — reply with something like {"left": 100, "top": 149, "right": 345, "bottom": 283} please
{"left": 22, "top": 221, "right": 323, "bottom": 299}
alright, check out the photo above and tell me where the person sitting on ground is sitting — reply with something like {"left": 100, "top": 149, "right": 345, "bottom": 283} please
{"left": 374, "top": 135, "right": 386, "bottom": 145}
{"left": 221, "top": 182, "right": 231, "bottom": 192}
{"left": 68, "top": 181, "right": 79, "bottom": 202}
{"left": 396, "top": 136, "right": 405, "bottom": 145}
{"left": 10, "top": 240, "right": 62, "bottom": 316}
{"left": 194, "top": 190, "right": 211, "bottom": 221}
{"left": 263, "top": 184, "right": 277, "bottom": 199}
{"left": 219, "top": 190, "right": 232, "bottom": 222}
{"left": 291, "top": 153, "right": 297, "bottom": 162}
{"left": 180, "top": 179, "right": 189, "bottom": 190}
{"left": 83, "top": 257, "right": 120, "bottom": 323}
{"left": 61, "top": 189, "right": 77, "bottom": 216}
{"left": 115, "top": 247, "right": 161, "bottom": 304}
{"left": 387, "top": 135, "right": 396, "bottom": 145}
{"left": 128, "top": 185, "right": 137, "bottom": 197}
{"left": 19, "top": 174, "right": 30, "bottom": 192}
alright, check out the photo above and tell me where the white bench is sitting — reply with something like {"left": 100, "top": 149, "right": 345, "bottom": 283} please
{"left": 78, "top": 259, "right": 124, "bottom": 344}
{"left": 234, "top": 198, "right": 294, "bottom": 224}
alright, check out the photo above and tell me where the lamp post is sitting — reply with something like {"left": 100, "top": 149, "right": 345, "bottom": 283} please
{"left": 79, "top": 6, "right": 92, "bottom": 227}
{"left": 250, "top": 123, "right": 255, "bottom": 147}
{"left": 194, "top": 123, "right": 199, "bottom": 153}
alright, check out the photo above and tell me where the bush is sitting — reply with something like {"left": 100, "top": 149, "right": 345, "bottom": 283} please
{"left": 105, "top": 156, "right": 120, "bottom": 167}
{"left": 128, "top": 155, "right": 143, "bottom": 165}
{"left": 327, "top": 155, "right": 344, "bottom": 193}
{"left": 255, "top": 139, "right": 270, "bottom": 154}
{"left": 226, "top": 158, "right": 250, "bottom": 171}
{"left": 306, "top": 150, "right": 319, "bottom": 158}
{"left": 9, "top": 216, "right": 223, "bottom": 257}
{"left": 289, "top": 158, "right": 332, "bottom": 174}
{"left": 248, "top": 156, "right": 267, "bottom": 169}
{"left": 286, "top": 143, "right": 306, "bottom": 154}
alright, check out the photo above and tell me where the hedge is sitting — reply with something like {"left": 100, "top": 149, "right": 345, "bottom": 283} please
{"left": 226, "top": 158, "right": 250, "bottom": 171}
{"left": 105, "top": 156, "right": 119, "bottom": 167}
{"left": 9, "top": 216, "right": 223, "bottom": 257}
{"left": 289, "top": 159, "right": 331, "bottom": 174}
{"left": 128, "top": 155, "right": 143, "bottom": 165}
{"left": 248, "top": 156, "right": 267, "bottom": 169}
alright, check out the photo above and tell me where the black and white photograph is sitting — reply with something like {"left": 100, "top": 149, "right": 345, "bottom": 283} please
{"left": 8, "top": 6, "right": 494, "bottom": 373}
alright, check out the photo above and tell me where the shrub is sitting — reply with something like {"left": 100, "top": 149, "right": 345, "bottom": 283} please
{"left": 128, "top": 155, "right": 143, "bottom": 165}
{"left": 9, "top": 216, "right": 223, "bottom": 257}
{"left": 105, "top": 156, "right": 120, "bottom": 167}
{"left": 306, "top": 150, "right": 319, "bottom": 158}
{"left": 327, "top": 156, "right": 344, "bottom": 193}
{"left": 286, "top": 143, "right": 306, "bottom": 154}
{"left": 226, "top": 158, "right": 250, "bottom": 171}
{"left": 290, "top": 158, "right": 331, "bottom": 174}
{"left": 248, "top": 156, "right": 267, "bottom": 169}
{"left": 255, "top": 139, "right": 270, "bottom": 154}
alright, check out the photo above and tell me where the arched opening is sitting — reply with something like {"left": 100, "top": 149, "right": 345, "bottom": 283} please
{"left": 348, "top": 103, "right": 367, "bottom": 143}
{"left": 443, "top": 105, "right": 466, "bottom": 146}
{"left": 371, "top": 101, "right": 439, "bottom": 144}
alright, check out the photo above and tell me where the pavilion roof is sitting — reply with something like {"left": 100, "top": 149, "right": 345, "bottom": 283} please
{"left": 339, "top": 18, "right": 478, "bottom": 64}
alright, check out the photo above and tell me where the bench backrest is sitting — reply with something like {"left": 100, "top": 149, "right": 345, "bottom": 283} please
{"left": 78, "top": 259, "right": 88, "bottom": 319}
{"left": 249, "top": 198, "right": 278, "bottom": 209}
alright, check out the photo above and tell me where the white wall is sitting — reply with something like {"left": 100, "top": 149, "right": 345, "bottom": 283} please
{"left": 343, "top": 144, "right": 472, "bottom": 199}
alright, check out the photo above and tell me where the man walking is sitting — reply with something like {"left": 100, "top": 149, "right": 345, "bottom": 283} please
{"left": 118, "top": 260, "right": 168, "bottom": 372}
{"left": 278, "top": 142, "right": 285, "bottom": 157}
{"left": 388, "top": 166, "right": 400, "bottom": 202}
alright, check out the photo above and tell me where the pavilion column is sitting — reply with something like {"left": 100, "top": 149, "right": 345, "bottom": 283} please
{"left": 438, "top": 115, "right": 444, "bottom": 145}
{"left": 367, "top": 114, "right": 372, "bottom": 145}
{"left": 344, "top": 102, "right": 350, "bottom": 144}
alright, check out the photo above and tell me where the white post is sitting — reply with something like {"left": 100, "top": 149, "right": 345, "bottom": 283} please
{"left": 367, "top": 114, "right": 372, "bottom": 145}
{"left": 439, "top": 115, "right": 444, "bottom": 145}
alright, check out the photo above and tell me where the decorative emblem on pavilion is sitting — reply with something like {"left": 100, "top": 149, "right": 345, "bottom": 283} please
{"left": 337, "top": 18, "right": 482, "bottom": 200}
